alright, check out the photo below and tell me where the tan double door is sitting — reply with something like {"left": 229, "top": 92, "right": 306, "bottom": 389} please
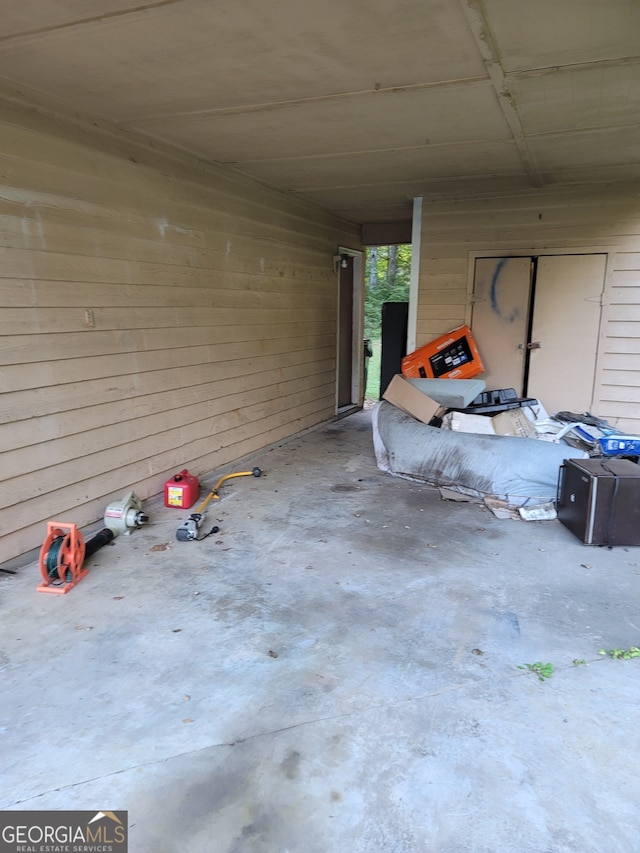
{"left": 471, "top": 254, "right": 606, "bottom": 414}
{"left": 471, "top": 254, "right": 607, "bottom": 413}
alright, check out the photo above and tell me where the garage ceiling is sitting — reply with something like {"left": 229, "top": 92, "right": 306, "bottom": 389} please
{"left": 0, "top": 0, "right": 639, "bottom": 224}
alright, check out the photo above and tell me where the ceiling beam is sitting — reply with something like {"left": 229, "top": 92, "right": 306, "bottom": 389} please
{"left": 362, "top": 221, "right": 413, "bottom": 246}
{"left": 458, "top": 0, "right": 543, "bottom": 187}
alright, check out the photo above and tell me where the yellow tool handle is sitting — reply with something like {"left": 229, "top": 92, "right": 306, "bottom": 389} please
{"left": 194, "top": 468, "right": 262, "bottom": 515}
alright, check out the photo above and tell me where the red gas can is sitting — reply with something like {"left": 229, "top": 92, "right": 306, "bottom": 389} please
{"left": 164, "top": 470, "right": 200, "bottom": 509}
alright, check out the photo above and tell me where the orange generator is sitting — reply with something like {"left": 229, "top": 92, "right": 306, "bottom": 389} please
{"left": 401, "top": 324, "right": 485, "bottom": 380}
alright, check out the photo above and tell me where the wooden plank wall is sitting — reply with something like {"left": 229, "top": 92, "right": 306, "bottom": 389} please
{"left": 416, "top": 183, "right": 640, "bottom": 431}
{"left": 0, "top": 88, "right": 360, "bottom": 566}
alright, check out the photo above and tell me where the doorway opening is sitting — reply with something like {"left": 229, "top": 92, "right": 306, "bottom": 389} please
{"left": 364, "top": 244, "right": 412, "bottom": 402}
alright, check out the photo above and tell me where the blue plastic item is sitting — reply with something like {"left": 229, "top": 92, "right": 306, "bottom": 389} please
{"left": 598, "top": 436, "right": 640, "bottom": 456}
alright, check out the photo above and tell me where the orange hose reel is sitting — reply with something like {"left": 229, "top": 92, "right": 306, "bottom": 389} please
{"left": 38, "top": 522, "right": 88, "bottom": 595}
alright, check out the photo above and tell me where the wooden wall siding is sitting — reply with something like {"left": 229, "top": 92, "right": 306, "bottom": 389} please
{"left": 0, "top": 90, "right": 360, "bottom": 565}
{"left": 416, "top": 183, "right": 640, "bottom": 432}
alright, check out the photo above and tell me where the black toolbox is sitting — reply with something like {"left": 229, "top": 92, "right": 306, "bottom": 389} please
{"left": 451, "top": 387, "right": 538, "bottom": 416}
{"left": 557, "top": 458, "right": 640, "bottom": 546}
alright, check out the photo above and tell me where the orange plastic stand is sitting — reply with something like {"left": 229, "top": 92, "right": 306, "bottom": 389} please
{"left": 37, "top": 522, "right": 88, "bottom": 595}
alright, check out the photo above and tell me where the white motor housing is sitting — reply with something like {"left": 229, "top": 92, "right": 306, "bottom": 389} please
{"left": 104, "top": 491, "right": 148, "bottom": 536}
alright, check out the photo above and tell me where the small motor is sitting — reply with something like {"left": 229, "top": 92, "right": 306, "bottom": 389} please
{"left": 176, "top": 512, "right": 204, "bottom": 542}
{"left": 103, "top": 491, "right": 148, "bottom": 536}
{"left": 176, "top": 514, "right": 220, "bottom": 542}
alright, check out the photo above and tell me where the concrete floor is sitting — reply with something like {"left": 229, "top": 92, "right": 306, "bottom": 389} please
{"left": 2, "top": 408, "right": 640, "bottom": 853}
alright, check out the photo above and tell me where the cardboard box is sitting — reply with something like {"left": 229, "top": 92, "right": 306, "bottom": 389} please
{"left": 443, "top": 408, "right": 537, "bottom": 438}
{"left": 446, "top": 411, "right": 496, "bottom": 435}
{"left": 492, "top": 408, "right": 537, "bottom": 438}
{"left": 382, "top": 374, "right": 441, "bottom": 425}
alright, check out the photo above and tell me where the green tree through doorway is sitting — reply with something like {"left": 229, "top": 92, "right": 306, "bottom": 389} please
{"left": 364, "top": 244, "right": 411, "bottom": 400}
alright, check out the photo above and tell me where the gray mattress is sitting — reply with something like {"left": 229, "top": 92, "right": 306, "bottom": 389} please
{"left": 372, "top": 401, "right": 587, "bottom": 506}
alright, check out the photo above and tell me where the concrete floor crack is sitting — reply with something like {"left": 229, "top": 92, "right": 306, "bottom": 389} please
{"left": 4, "top": 679, "right": 495, "bottom": 808}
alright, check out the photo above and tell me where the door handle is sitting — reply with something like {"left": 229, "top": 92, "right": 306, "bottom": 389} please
{"left": 518, "top": 342, "right": 541, "bottom": 350}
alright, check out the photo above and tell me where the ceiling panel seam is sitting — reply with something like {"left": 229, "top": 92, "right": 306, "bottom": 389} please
{"left": 0, "top": 0, "right": 190, "bottom": 46}
{"left": 526, "top": 123, "right": 640, "bottom": 140}
{"left": 221, "top": 141, "right": 517, "bottom": 166}
{"left": 506, "top": 54, "right": 640, "bottom": 79}
{"left": 122, "top": 78, "right": 491, "bottom": 125}
{"left": 458, "top": 0, "right": 543, "bottom": 187}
